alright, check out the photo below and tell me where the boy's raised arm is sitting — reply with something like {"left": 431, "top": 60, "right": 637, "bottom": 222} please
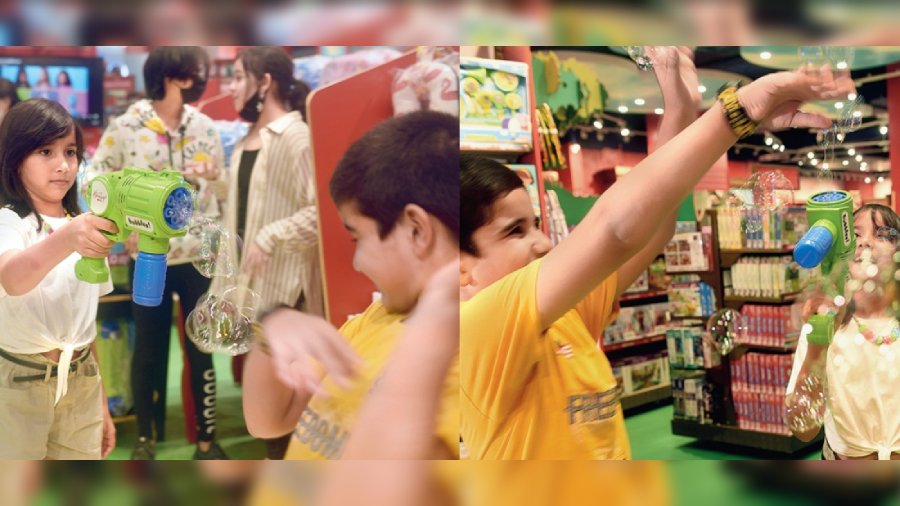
{"left": 536, "top": 63, "right": 853, "bottom": 330}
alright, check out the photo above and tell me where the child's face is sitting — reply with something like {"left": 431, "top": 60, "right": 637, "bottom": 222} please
{"left": 20, "top": 131, "right": 78, "bottom": 212}
{"left": 461, "top": 187, "right": 551, "bottom": 294}
{"left": 338, "top": 202, "right": 419, "bottom": 314}
{"left": 229, "top": 59, "right": 255, "bottom": 112}
{"left": 852, "top": 210, "right": 897, "bottom": 276}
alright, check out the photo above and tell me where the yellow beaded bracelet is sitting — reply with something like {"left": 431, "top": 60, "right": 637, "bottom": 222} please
{"left": 717, "top": 81, "right": 758, "bottom": 140}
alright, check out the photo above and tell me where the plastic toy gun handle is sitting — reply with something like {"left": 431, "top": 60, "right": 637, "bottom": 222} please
{"left": 132, "top": 252, "right": 167, "bottom": 307}
{"left": 806, "top": 314, "right": 836, "bottom": 346}
{"left": 74, "top": 256, "right": 109, "bottom": 283}
{"left": 794, "top": 221, "right": 836, "bottom": 269}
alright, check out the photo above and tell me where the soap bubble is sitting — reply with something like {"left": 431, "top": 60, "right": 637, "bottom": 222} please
{"left": 186, "top": 286, "right": 261, "bottom": 355}
{"left": 784, "top": 373, "right": 826, "bottom": 434}
{"left": 623, "top": 46, "right": 657, "bottom": 71}
{"left": 706, "top": 308, "right": 747, "bottom": 355}
{"left": 190, "top": 217, "right": 242, "bottom": 278}
{"left": 727, "top": 171, "right": 794, "bottom": 235}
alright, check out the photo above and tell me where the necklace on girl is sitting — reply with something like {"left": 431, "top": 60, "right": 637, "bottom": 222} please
{"left": 853, "top": 316, "right": 900, "bottom": 346}
{"left": 41, "top": 212, "right": 72, "bottom": 235}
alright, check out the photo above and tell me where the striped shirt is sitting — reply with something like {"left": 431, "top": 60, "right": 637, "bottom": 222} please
{"left": 216, "top": 111, "right": 324, "bottom": 316}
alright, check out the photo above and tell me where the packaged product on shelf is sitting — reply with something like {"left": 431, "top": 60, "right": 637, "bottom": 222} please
{"left": 668, "top": 276, "right": 715, "bottom": 317}
{"left": 648, "top": 257, "right": 668, "bottom": 290}
{"left": 727, "top": 255, "right": 800, "bottom": 298}
{"left": 505, "top": 164, "right": 541, "bottom": 218}
{"left": 623, "top": 269, "right": 650, "bottom": 293}
{"left": 664, "top": 232, "right": 710, "bottom": 272}
{"left": 666, "top": 328, "right": 684, "bottom": 367}
{"left": 459, "top": 56, "right": 532, "bottom": 152}
{"left": 716, "top": 206, "right": 807, "bottom": 250}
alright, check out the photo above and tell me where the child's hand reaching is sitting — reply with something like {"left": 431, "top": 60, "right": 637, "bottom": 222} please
{"left": 63, "top": 214, "right": 117, "bottom": 258}
{"left": 260, "top": 309, "right": 363, "bottom": 396}
{"left": 737, "top": 64, "right": 856, "bottom": 131}
{"left": 651, "top": 46, "right": 701, "bottom": 110}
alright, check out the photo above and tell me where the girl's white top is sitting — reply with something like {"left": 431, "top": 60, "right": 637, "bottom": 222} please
{"left": 788, "top": 315, "right": 900, "bottom": 459}
{"left": 0, "top": 208, "right": 112, "bottom": 403}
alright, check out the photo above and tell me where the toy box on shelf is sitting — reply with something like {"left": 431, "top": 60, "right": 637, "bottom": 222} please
{"left": 603, "top": 303, "right": 669, "bottom": 347}
{"left": 665, "top": 231, "right": 712, "bottom": 273}
{"left": 668, "top": 274, "right": 717, "bottom": 317}
{"left": 614, "top": 351, "right": 671, "bottom": 396}
{"left": 460, "top": 56, "right": 532, "bottom": 152}
{"left": 667, "top": 326, "right": 721, "bottom": 370}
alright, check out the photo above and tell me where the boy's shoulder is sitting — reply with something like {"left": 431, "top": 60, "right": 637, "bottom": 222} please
{"left": 340, "top": 298, "right": 404, "bottom": 338}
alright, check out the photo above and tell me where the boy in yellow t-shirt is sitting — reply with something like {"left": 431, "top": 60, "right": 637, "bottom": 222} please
{"left": 460, "top": 48, "right": 854, "bottom": 460}
{"left": 241, "top": 110, "right": 460, "bottom": 464}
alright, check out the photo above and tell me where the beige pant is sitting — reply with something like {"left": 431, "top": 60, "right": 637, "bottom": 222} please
{"left": 0, "top": 349, "right": 103, "bottom": 460}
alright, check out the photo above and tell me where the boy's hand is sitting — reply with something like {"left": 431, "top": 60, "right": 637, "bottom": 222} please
{"left": 651, "top": 46, "right": 701, "bottom": 110}
{"left": 183, "top": 161, "right": 220, "bottom": 184}
{"left": 737, "top": 64, "right": 856, "bottom": 131}
{"left": 261, "top": 309, "right": 362, "bottom": 395}
{"left": 65, "top": 214, "right": 117, "bottom": 258}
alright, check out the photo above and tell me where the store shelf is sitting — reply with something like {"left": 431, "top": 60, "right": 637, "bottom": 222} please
{"left": 733, "top": 342, "right": 797, "bottom": 354}
{"left": 671, "top": 418, "right": 823, "bottom": 454}
{"left": 604, "top": 333, "right": 667, "bottom": 352}
{"left": 621, "top": 384, "right": 672, "bottom": 411}
{"left": 720, "top": 247, "right": 794, "bottom": 254}
{"left": 666, "top": 270, "right": 713, "bottom": 276}
{"left": 619, "top": 290, "right": 669, "bottom": 303}
{"left": 724, "top": 293, "right": 799, "bottom": 305}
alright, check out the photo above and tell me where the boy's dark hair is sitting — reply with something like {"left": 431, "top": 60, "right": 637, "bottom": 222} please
{"left": 0, "top": 99, "right": 83, "bottom": 232}
{"left": 330, "top": 111, "right": 459, "bottom": 239}
{"left": 143, "top": 46, "right": 210, "bottom": 101}
{"left": 0, "top": 78, "right": 21, "bottom": 110}
{"left": 237, "top": 46, "right": 311, "bottom": 119}
{"left": 460, "top": 153, "right": 524, "bottom": 256}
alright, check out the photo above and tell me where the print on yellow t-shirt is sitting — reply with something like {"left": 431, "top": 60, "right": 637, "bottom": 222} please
{"left": 461, "top": 258, "right": 630, "bottom": 459}
{"left": 284, "top": 300, "right": 460, "bottom": 460}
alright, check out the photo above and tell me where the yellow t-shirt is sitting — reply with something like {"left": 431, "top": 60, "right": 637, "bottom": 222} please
{"left": 460, "top": 258, "right": 630, "bottom": 459}
{"left": 284, "top": 299, "right": 460, "bottom": 460}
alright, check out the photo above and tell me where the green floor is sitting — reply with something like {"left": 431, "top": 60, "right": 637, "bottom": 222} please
{"left": 106, "top": 330, "right": 266, "bottom": 460}
{"left": 625, "top": 403, "right": 819, "bottom": 460}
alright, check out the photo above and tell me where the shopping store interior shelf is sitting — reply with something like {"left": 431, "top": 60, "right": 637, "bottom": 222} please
{"left": 621, "top": 385, "right": 672, "bottom": 411}
{"left": 671, "top": 418, "right": 824, "bottom": 454}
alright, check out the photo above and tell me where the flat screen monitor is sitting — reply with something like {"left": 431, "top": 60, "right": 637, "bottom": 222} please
{"left": 0, "top": 55, "right": 104, "bottom": 127}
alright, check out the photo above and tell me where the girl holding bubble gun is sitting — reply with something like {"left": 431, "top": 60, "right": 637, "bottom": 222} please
{"left": 786, "top": 203, "right": 900, "bottom": 459}
{"left": 0, "top": 99, "right": 118, "bottom": 459}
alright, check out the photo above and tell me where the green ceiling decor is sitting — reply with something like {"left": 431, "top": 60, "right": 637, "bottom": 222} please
{"left": 740, "top": 46, "right": 900, "bottom": 71}
{"left": 533, "top": 50, "right": 607, "bottom": 134}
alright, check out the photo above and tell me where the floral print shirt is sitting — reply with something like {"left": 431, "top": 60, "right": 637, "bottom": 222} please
{"left": 89, "top": 99, "right": 226, "bottom": 265}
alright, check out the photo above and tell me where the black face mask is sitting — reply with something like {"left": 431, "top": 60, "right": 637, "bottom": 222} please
{"left": 238, "top": 88, "right": 263, "bottom": 123}
{"left": 181, "top": 76, "right": 207, "bottom": 104}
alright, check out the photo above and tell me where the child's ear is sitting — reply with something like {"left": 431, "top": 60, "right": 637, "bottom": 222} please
{"left": 460, "top": 252, "right": 475, "bottom": 287}
{"left": 402, "top": 204, "right": 434, "bottom": 257}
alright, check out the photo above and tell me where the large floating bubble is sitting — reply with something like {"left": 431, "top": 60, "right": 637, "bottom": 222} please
{"left": 784, "top": 373, "right": 826, "bottom": 434}
{"left": 706, "top": 308, "right": 748, "bottom": 356}
{"left": 190, "top": 217, "right": 242, "bottom": 278}
{"left": 186, "top": 286, "right": 261, "bottom": 356}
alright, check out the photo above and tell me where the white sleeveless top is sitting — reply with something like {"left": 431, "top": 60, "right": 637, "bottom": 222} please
{"left": 788, "top": 316, "right": 900, "bottom": 459}
{"left": 0, "top": 209, "right": 112, "bottom": 403}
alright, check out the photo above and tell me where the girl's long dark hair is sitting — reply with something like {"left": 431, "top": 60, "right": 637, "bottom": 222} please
{"left": 0, "top": 98, "right": 83, "bottom": 232}
{"left": 237, "top": 46, "right": 311, "bottom": 119}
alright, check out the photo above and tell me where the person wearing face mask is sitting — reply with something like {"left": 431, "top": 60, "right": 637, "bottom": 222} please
{"left": 0, "top": 78, "right": 21, "bottom": 126}
{"left": 217, "top": 46, "right": 321, "bottom": 460}
{"left": 89, "top": 46, "right": 227, "bottom": 460}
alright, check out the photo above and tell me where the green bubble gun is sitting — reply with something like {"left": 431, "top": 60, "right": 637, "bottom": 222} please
{"left": 792, "top": 190, "right": 856, "bottom": 345}
{"left": 76, "top": 167, "right": 195, "bottom": 306}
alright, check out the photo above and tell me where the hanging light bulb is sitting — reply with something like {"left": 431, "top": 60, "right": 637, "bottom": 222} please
{"left": 621, "top": 127, "right": 631, "bottom": 137}
{"left": 593, "top": 120, "right": 603, "bottom": 129}
{"left": 865, "top": 176, "right": 872, "bottom": 184}
{"left": 848, "top": 147, "right": 856, "bottom": 156}
{"left": 879, "top": 125, "right": 889, "bottom": 135}
{"left": 765, "top": 136, "right": 773, "bottom": 146}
